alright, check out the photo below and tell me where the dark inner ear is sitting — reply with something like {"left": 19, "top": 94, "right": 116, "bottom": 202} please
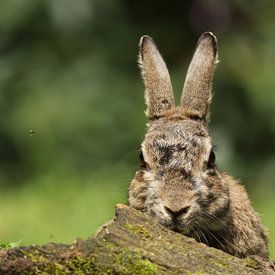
{"left": 207, "top": 150, "right": 216, "bottom": 169}
{"left": 189, "top": 114, "right": 202, "bottom": 121}
{"left": 139, "top": 151, "right": 147, "bottom": 169}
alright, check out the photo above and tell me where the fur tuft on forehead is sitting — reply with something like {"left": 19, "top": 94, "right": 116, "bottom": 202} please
{"left": 148, "top": 107, "right": 205, "bottom": 122}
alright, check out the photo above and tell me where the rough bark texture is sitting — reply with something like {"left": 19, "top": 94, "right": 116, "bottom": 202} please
{"left": 0, "top": 204, "right": 274, "bottom": 274}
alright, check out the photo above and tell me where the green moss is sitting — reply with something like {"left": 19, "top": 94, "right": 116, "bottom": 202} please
{"left": 22, "top": 254, "right": 99, "bottom": 274}
{"left": 116, "top": 249, "right": 161, "bottom": 274}
{"left": 65, "top": 256, "right": 98, "bottom": 274}
{"left": 32, "top": 262, "right": 64, "bottom": 275}
{"left": 22, "top": 249, "right": 47, "bottom": 264}
{"left": 244, "top": 257, "right": 260, "bottom": 269}
{"left": 0, "top": 240, "right": 22, "bottom": 249}
{"left": 213, "top": 259, "right": 229, "bottom": 269}
{"left": 63, "top": 249, "right": 161, "bottom": 274}
{"left": 99, "top": 238, "right": 116, "bottom": 250}
{"left": 187, "top": 272, "right": 206, "bottom": 275}
{"left": 125, "top": 223, "right": 150, "bottom": 239}
{"left": 21, "top": 249, "right": 65, "bottom": 274}
{"left": 17, "top": 240, "right": 161, "bottom": 274}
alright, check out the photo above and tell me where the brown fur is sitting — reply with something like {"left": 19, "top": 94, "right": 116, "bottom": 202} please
{"left": 139, "top": 35, "right": 175, "bottom": 118}
{"left": 128, "top": 32, "right": 268, "bottom": 258}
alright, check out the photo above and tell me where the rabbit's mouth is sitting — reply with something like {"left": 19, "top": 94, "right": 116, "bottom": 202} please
{"left": 172, "top": 228, "right": 182, "bottom": 233}
{"left": 168, "top": 219, "right": 194, "bottom": 235}
{"left": 171, "top": 225, "right": 193, "bottom": 235}
{"left": 149, "top": 203, "right": 197, "bottom": 234}
{"left": 153, "top": 213, "right": 193, "bottom": 234}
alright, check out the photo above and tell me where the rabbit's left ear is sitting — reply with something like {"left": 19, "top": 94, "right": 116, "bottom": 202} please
{"left": 181, "top": 32, "right": 218, "bottom": 120}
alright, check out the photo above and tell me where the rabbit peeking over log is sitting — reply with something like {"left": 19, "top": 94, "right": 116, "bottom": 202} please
{"left": 128, "top": 32, "right": 268, "bottom": 258}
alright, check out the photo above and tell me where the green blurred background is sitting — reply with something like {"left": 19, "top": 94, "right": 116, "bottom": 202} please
{"left": 0, "top": 0, "right": 274, "bottom": 258}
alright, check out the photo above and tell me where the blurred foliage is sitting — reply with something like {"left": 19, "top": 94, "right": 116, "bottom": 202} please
{"left": 0, "top": 0, "right": 274, "bottom": 257}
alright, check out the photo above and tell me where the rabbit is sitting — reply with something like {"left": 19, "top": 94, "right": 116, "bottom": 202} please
{"left": 128, "top": 32, "right": 269, "bottom": 259}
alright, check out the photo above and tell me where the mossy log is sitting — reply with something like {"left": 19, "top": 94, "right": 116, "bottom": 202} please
{"left": 0, "top": 204, "right": 274, "bottom": 274}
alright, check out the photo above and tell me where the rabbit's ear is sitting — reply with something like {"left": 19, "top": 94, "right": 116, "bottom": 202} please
{"left": 181, "top": 32, "right": 218, "bottom": 120}
{"left": 139, "top": 35, "right": 175, "bottom": 118}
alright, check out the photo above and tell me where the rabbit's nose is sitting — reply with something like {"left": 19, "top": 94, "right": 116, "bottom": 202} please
{"left": 164, "top": 205, "right": 190, "bottom": 220}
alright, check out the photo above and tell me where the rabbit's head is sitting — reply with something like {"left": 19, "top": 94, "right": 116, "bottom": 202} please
{"left": 129, "top": 33, "right": 229, "bottom": 235}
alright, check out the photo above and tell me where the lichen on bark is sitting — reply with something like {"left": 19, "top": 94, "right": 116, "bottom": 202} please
{"left": 0, "top": 204, "right": 274, "bottom": 274}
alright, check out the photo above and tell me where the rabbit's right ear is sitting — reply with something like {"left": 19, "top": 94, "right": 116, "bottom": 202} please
{"left": 139, "top": 35, "right": 175, "bottom": 119}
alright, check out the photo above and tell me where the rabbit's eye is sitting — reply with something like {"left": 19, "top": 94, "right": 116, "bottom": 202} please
{"left": 207, "top": 150, "right": 216, "bottom": 169}
{"left": 139, "top": 152, "right": 148, "bottom": 170}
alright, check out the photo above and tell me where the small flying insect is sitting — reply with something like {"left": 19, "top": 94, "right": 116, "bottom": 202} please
{"left": 29, "top": 129, "right": 35, "bottom": 137}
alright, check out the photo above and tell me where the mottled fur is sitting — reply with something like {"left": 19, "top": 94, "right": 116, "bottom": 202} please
{"left": 128, "top": 32, "right": 268, "bottom": 258}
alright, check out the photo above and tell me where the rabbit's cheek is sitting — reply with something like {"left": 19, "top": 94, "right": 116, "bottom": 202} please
{"left": 143, "top": 170, "right": 155, "bottom": 183}
{"left": 144, "top": 179, "right": 163, "bottom": 208}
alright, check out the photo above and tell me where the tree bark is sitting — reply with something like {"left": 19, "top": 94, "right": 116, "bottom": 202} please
{"left": 0, "top": 204, "right": 274, "bottom": 274}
